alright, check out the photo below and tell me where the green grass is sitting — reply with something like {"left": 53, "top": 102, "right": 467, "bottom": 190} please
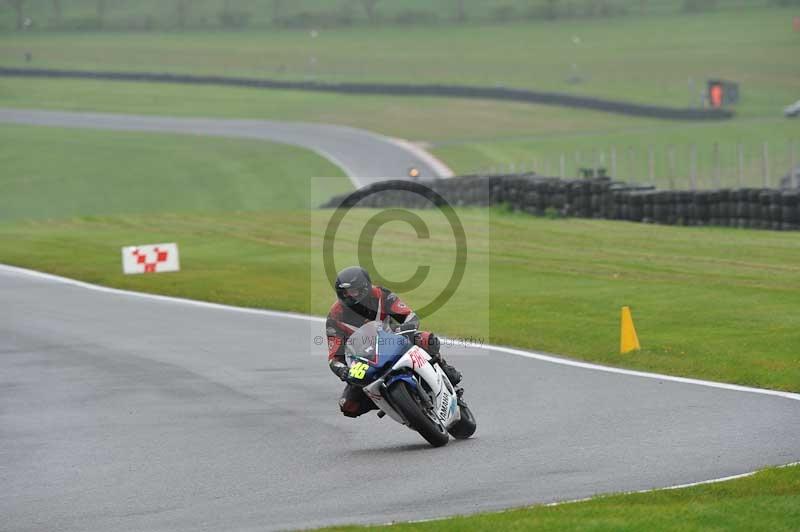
{"left": 2, "top": 8, "right": 798, "bottom": 113}
{"left": 3, "top": 124, "right": 797, "bottom": 394}
{"left": 0, "top": 123, "right": 351, "bottom": 221}
{"left": 0, "top": 0, "right": 774, "bottom": 32}
{"left": 321, "top": 464, "right": 800, "bottom": 531}
{"left": 2, "top": 208, "right": 798, "bottom": 392}
{"left": 0, "top": 76, "right": 675, "bottom": 141}
{"left": 1, "top": 10, "right": 797, "bottom": 528}
{"left": 1, "top": 76, "right": 797, "bottom": 189}
{"left": 2, "top": 5, "right": 798, "bottom": 187}
{"left": 433, "top": 118, "right": 800, "bottom": 189}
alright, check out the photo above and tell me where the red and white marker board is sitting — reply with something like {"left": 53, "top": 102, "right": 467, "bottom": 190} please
{"left": 121, "top": 243, "right": 180, "bottom": 274}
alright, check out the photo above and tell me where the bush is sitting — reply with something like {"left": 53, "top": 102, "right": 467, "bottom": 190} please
{"left": 104, "top": 15, "right": 158, "bottom": 31}
{"left": 490, "top": 5, "right": 516, "bottom": 22}
{"left": 273, "top": 10, "right": 355, "bottom": 29}
{"left": 525, "top": 0, "right": 577, "bottom": 20}
{"left": 526, "top": 0, "right": 626, "bottom": 20}
{"left": 544, "top": 206, "right": 563, "bottom": 219}
{"left": 217, "top": 9, "right": 250, "bottom": 29}
{"left": 682, "top": 0, "right": 718, "bottom": 12}
{"left": 393, "top": 9, "right": 439, "bottom": 25}
{"left": 58, "top": 16, "right": 101, "bottom": 31}
{"left": 582, "top": 0, "right": 626, "bottom": 17}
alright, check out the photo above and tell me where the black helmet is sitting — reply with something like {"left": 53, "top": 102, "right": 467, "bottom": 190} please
{"left": 335, "top": 266, "right": 372, "bottom": 307}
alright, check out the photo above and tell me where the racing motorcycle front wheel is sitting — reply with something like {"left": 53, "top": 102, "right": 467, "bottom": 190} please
{"left": 387, "top": 381, "right": 449, "bottom": 447}
{"left": 448, "top": 401, "right": 476, "bottom": 439}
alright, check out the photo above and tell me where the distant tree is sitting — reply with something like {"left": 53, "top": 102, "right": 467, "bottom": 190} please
{"left": 359, "top": 0, "right": 378, "bottom": 23}
{"left": 6, "top": 0, "right": 26, "bottom": 30}
{"left": 51, "top": 0, "right": 62, "bottom": 26}
{"left": 176, "top": 0, "right": 190, "bottom": 29}
{"left": 544, "top": 0, "right": 560, "bottom": 19}
{"left": 454, "top": 0, "right": 466, "bottom": 22}
{"left": 271, "top": 0, "right": 284, "bottom": 24}
{"left": 96, "top": 0, "right": 106, "bottom": 29}
{"left": 217, "top": 0, "right": 251, "bottom": 29}
{"left": 584, "top": 0, "right": 613, "bottom": 17}
{"left": 682, "top": 0, "right": 718, "bottom": 12}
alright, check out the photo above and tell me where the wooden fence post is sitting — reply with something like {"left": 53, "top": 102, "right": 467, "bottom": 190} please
{"left": 668, "top": 145, "right": 676, "bottom": 190}
{"left": 627, "top": 146, "right": 635, "bottom": 183}
{"left": 737, "top": 143, "right": 744, "bottom": 187}
{"left": 611, "top": 146, "right": 617, "bottom": 178}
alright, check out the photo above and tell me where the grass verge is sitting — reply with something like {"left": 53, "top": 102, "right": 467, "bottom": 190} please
{"left": 320, "top": 464, "right": 800, "bottom": 532}
{"left": 0, "top": 123, "right": 350, "bottom": 221}
{"left": 1, "top": 8, "right": 797, "bottom": 113}
{"left": 1, "top": 7, "right": 797, "bottom": 185}
{"left": 1, "top": 209, "right": 797, "bottom": 392}
{"left": 1, "top": 78, "right": 797, "bottom": 189}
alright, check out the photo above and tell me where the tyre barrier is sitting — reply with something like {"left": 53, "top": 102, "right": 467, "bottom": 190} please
{"left": 0, "top": 67, "right": 733, "bottom": 121}
{"left": 321, "top": 174, "right": 800, "bottom": 231}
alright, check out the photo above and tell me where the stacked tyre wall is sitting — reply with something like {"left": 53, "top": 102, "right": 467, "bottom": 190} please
{"left": 322, "top": 175, "right": 800, "bottom": 231}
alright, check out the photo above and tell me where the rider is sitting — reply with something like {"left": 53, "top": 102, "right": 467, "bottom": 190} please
{"left": 326, "top": 266, "right": 463, "bottom": 418}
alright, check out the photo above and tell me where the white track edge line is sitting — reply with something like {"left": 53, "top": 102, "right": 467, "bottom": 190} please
{"left": 474, "top": 342, "right": 800, "bottom": 402}
{"left": 392, "top": 461, "right": 800, "bottom": 526}
{"left": 0, "top": 263, "right": 326, "bottom": 324}
{"left": 0, "top": 110, "right": 363, "bottom": 190}
{"left": 543, "top": 460, "right": 800, "bottom": 508}
{"left": 2, "top": 263, "right": 798, "bottom": 404}
{"left": 313, "top": 148, "right": 362, "bottom": 188}
{"left": 387, "top": 137, "right": 455, "bottom": 178}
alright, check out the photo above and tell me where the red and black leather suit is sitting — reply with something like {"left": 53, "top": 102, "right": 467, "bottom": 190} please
{"left": 326, "top": 286, "right": 441, "bottom": 417}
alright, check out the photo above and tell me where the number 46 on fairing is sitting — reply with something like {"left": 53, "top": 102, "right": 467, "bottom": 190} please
{"left": 349, "top": 362, "right": 369, "bottom": 379}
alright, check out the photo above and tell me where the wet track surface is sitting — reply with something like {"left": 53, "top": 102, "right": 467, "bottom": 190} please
{"left": 2, "top": 267, "right": 799, "bottom": 531}
{"left": 0, "top": 108, "right": 451, "bottom": 186}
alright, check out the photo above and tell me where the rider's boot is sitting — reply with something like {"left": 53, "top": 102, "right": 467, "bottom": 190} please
{"left": 417, "top": 332, "right": 462, "bottom": 386}
{"left": 455, "top": 387, "right": 468, "bottom": 408}
{"left": 442, "top": 359, "right": 462, "bottom": 386}
{"left": 430, "top": 354, "right": 462, "bottom": 386}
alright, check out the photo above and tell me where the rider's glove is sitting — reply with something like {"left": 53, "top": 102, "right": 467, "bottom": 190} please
{"left": 396, "top": 322, "right": 417, "bottom": 333}
{"left": 334, "top": 364, "right": 349, "bottom": 382}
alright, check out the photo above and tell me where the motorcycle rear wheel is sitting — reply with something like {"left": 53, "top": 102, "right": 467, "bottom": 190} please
{"left": 387, "top": 381, "right": 449, "bottom": 448}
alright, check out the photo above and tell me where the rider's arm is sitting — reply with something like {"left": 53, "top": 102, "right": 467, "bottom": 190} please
{"left": 385, "top": 290, "right": 420, "bottom": 329}
{"left": 326, "top": 320, "right": 349, "bottom": 380}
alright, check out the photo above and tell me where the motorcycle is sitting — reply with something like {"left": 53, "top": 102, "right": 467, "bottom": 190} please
{"left": 344, "top": 315, "right": 477, "bottom": 447}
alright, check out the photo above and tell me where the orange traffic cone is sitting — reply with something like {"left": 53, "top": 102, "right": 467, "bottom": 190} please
{"left": 620, "top": 306, "right": 641, "bottom": 354}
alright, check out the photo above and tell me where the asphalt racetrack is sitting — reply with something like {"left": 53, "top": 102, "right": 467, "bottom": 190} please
{"left": 1, "top": 108, "right": 799, "bottom": 530}
{"left": 2, "top": 266, "right": 799, "bottom": 531}
{"left": 0, "top": 108, "right": 452, "bottom": 185}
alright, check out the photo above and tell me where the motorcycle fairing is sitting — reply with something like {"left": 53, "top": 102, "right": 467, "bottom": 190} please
{"left": 364, "top": 345, "right": 461, "bottom": 429}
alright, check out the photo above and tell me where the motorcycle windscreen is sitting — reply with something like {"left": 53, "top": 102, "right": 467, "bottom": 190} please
{"left": 345, "top": 321, "right": 410, "bottom": 369}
